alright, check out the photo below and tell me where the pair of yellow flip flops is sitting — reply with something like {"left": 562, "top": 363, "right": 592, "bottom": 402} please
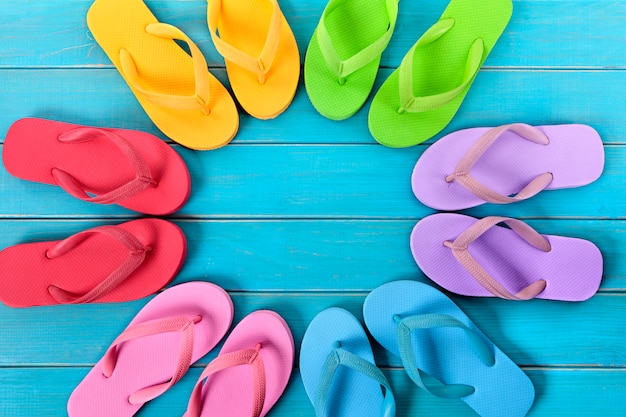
{"left": 87, "top": 0, "right": 300, "bottom": 150}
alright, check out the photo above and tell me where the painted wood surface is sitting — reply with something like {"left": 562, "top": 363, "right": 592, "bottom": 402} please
{"left": 1, "top": 0, "right": 625, "bottom": 69}
{"left": 0, "top": 219, "right": 623, "bottom": 291}
{"left": 1, "top": 368, "right": 625, "bottom": 416}
{"left": 1, "top": 69, "right": 626, "bottom": 145}
{"left": 0, "top": 0, "right": 625, "bottom": 416}
{"left": 0, "top": 144, "right": 624, "bottom": 218}
{"left": 1, "top": 293, "right": 625, "bottom": 367}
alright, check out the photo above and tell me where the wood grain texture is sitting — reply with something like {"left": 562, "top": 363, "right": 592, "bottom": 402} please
{"left": 1, "top": 0, "right": 625, "bottom": 69}
{"left": 1, "top": 69, "right": 625, "bottom": 145}
{"left": 0, "top": 219, "right": 623, "bottom": 291}
{"left": 0, "top": 143, "right": 622, "bottom": 218}
{"left": 0, "top": 368, "right": 625, "bottom": 417}
{"left": 0, "top": 293, "right": 624, "bottom": 367}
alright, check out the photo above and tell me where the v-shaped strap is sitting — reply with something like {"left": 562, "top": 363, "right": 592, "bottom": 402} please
{"left": 445, "top": 124, "right": 554, "bottom": 204}
{"left": 119, "top": 23, "right": 212, "bottom": 114}
{"left": 314, "top": 342, "right": 395, "bottom": 417}
{"left": 316, "top": 0, "right": 399, "bottom": 82}
{"left": 394, "top": 313, "right": 494, "bottom": 399}
{"left": 46, "top": 225, "right": 152, "bottom": 304}
{"left": 444, "top": 216, "right": 550, "bottom": 300}
{"left": 397, "top": 18, "right": 484, "bottom": 113}
{"left": 186, "top": 343, "right": 267, "bottom": 417}
{"left": 102, "top": 315, "right": 201, "bottom": 404}
{"left": 207, "top": 0, "right": 282, "bottom": 84}
{"left": 51, "top": 127, "right": 156, "bottom": 205}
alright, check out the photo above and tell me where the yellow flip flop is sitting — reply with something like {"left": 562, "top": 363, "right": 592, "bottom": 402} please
{"left": 207, "top": 0, "right": 300, "bottom": 119}
{"left": 87, "top": 0, "right": 239, "bottom": 150}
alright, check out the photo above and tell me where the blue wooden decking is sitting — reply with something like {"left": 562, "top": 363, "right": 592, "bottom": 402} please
{"left": 1, "top": 0, "right": 625, "bottom": 415}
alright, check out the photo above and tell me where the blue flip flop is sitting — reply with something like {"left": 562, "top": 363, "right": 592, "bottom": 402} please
{"left": 363, "top": 281, "right": 534, "bottom": 417}
{"left": 300, "top": 307, "right": 396, "bottom": 417}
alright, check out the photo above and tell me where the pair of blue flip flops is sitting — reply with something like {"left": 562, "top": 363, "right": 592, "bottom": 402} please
{"left": 300, "top": 281, "right": 535, "bottom": 417}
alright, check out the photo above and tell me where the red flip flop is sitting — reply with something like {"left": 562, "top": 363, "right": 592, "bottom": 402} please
{"left": 0, "top": 219, "right": 186, "bottom": 307}
{"left": 3, "top": 118, "right": 191, "bottom": 215}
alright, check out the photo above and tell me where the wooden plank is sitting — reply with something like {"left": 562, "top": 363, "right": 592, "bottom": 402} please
{"left": 1, "top": 68, "right": 625, "bottom": 145}
{"left": 0, "top": 143, "right": 623, "bottom": 218}
{"left": 0, "top": 367, "right": 624, "bottom": 416}
{"left": 1, "top": 293, "right": 624, "bottom": 367}
{"left": 1, "top": 1, "right": 625, "bottom": 69}
{"left": 0, "top": 219, "right": 623, "bottom": 291}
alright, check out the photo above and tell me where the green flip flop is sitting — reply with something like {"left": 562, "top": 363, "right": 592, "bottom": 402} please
{"left": 368, "top": 0, "right": 512, "bottom": 147}
{"left": 304, "top": 0, "right": 399, "bottom": 121}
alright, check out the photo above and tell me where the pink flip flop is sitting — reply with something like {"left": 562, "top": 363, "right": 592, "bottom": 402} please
{"left": 0, "top": 219, "right": 186, "bottom": 307}
{"left": 3, "top": 118, "right": 191, "bottom": 215}
{"left": 412, "top": 123, "right": 604, "bottom": 210}
{"left": 411, "top": 213, "right": 603, "bottom": 301}
{"left": 68, "top": 282, "right": 234, "bottom": 417}
{"left": 183, "top": 310, "right": 294, "bottom": 417}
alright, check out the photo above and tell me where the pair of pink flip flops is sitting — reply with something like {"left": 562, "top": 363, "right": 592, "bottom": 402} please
{"left": 68, "top": 282, "right": 295, "bottom": 417}
{"left": 411, "top": 124, "right": 605, "bottom": 301}
{"left": 0, "top": 118, "right": 193, "bottom": 307}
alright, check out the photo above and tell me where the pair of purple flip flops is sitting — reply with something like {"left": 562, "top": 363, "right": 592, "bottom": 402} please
{"left": 410, "top": 123, "right": 605, "bottom": 301}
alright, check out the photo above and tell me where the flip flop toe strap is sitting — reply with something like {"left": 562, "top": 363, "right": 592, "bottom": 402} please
{"left": 208, "top": 0, "right": 282, "bottom": 84}
{"left": 101, "top": 315, "right": 201, "bottom": 405}
{"left": 186, "top": 343, "right": 267, "bottom": 417}
{"left": 119, "top": 23, "right": 212, "bottom": 114}
{"left": 46, "top": 225, "right": 152, "bottom": 304}
{"left": 444, "top": 216, "right": 550, "bottom": 300}
{"left": 398, "top": 18, "right": 484, "bottom": 114}
{"left": 316, "top": 0, "right": 399, "bottom": 82}
{"left": 52, "top": 127, "right": 156, "bottom": 205}
{"left": 445, "top": 123, "right": 554, "bottom": 204}
{"left": 394, "top": 313, "right": 494, "bottom": 399}
{"left": 314, "top": 343, "right": 396, "bottom": 417}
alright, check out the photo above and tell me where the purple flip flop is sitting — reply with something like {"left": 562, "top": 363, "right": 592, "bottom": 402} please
{"left": 412, "top": 123, "right": 604, "bottom": 210}
{"left": 411, "top": 213, "right": 603, "bottom": 301}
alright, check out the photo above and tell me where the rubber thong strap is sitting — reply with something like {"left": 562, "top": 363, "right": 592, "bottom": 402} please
{"left": 444, "top": 216, "right": 550, "bottom": 300}
{"left": 46, "top": 225, "right": 151, "bottom": 304}
{"left": 51, "top": 127, "right": 156, "bottom": 205}
{"left": 119, "top": 23, "right": 212, "bottom": 114}
{"left": 445, "top": 124, "right": 554, "bottom": 204}
{"left": 208, "top": 0, "right": 282, "bottom": 84}
{"left": 101, "top": 315, "right": 201, "bottom": 405}
{"left": 316, "top": 0, "right": 399, "bottom": 82}
{"left": 314, "top": 342, "right": 395, "bottom": 417}
{"left": 397, "top": 18, "right": 484, "bottom": 113}
{"left": 186, "top": 343, "right": 266, "bottom": 417}
{"left": 394, "top": 313, "right": 494, "bottom": 399}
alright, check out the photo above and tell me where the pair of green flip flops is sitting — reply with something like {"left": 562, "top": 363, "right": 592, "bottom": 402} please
{"left": 304, "top": 0, "right": 513, "bottom": 148}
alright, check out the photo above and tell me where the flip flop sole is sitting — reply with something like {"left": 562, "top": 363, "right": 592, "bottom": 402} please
{"left": 300, "top": 308, "right": 387, "bottom": 417}
{"left": 364, "top": 280, "right": 535, "bottom": 417}
{"left": 87, "top": 0, "right": 238, "bottom": 150}
{"left": 411, "top": 213, "right": 603, "bottom": 301}
{"left": 304, "top": 0, "right": 391, "bottom": 120}
{"left": 185, "top": 310, "right": 294, "bottom": 417}
{"left": 369, "top": 0, "right": 512, "bottom": 147}
{"left": 412, "top": 124, "right": 604, "bottom": 210}
{"left": 305, "top": 34, "right": 381, "bottom": 120}
{"left": 3, "top": 118, "right": 191, "bottom": 215}
{"left": 0, "top": 219, "right": 186, "bottom": 307}
{"left": 215, "top": 0, "right": 300, "bottom": 119}
{"left": 68, "top": 282, "right": 234, "bottom": 417}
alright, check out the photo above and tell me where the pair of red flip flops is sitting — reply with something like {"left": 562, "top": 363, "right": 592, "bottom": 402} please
{"left": 0, "top": 118, "right": 191, "bottom": 307}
